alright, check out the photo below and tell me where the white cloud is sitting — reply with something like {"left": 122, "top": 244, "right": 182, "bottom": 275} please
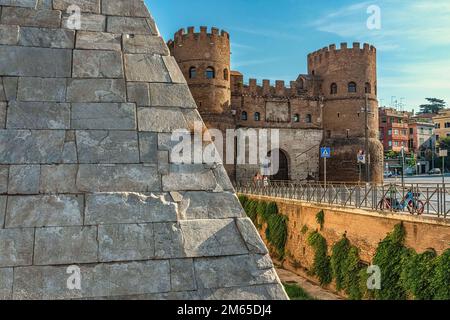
{"left": 310, "top": 0, "right": 450, "bottom": 48}
{"left": 232, "top": 57, "right": 281, "bottom": 69}
{"left": 310, "top": 0, "right": 450, "bottom": 110}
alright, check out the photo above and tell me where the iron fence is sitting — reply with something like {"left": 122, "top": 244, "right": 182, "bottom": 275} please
{"left": 235, "top": 181, "right": 450, "bottom": 219}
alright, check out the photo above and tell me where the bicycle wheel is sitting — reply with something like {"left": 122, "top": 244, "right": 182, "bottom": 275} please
{"left": 378, "top": 198, "right": 391, "bottom": 211}
{"left": 416, "top": 200, "right": 425, "bottom": 215}
{"left": 407, "top": 200, "right": 425, "bottom": 215}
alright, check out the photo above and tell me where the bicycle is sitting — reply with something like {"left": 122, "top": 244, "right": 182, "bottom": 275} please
{"left": 378, "top": 189, "right": 425, "bottom": 215}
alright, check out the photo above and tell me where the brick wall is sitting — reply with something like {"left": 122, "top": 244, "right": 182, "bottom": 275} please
{"left": 243, "top": 194, "right": 450, "bottom": 287}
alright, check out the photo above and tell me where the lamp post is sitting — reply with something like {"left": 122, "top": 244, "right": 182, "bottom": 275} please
{"left": 440, "top": 149, "right": 447, "bottom": 187}
{"left": 362, "top": 93, "right": 374, "bottom": 183}
{"left": 401, "top": 146, "right": 405, "bottom": 188}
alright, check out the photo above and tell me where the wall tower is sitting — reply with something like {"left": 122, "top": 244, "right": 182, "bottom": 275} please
{"left": 168, "top": 27, "right": 236, "bottom": 179}
{"left": 308, "top": 43, "right": 384, "bottom": 183}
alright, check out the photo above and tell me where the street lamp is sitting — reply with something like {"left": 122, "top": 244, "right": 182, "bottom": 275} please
{"left": 439, "top": 149, "right": 448, "bottom": 187}
{"left": 401, "top": 146, "right": 405, "bottom": 187}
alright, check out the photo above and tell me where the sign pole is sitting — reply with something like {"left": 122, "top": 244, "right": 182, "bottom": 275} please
{"left": 321, "top": 147, "right": 330, "bottom": 188}
{"left": 439, "top": 149, "right": 447, "bottom": 189}
{"left": 359, "top": 163, "right": 362, "bottom": 184}
{"left": 443, "top": 155, "right": 445, "bottom": 188}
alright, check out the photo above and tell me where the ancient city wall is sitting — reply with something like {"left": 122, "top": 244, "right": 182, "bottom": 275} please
{"left": 243, "top": 194, "right": 450, "bottom": 283}
{"left": 235, "top": 128, "right": 323, "bottom": 182}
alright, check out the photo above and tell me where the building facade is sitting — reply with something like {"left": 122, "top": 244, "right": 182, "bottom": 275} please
{"left": 409, "top": 117, "right": 435, "bottom": 174}
{"left": 433, "top": 109, "right": 450, "bottom": 142}
{"left": 168, "top": 27, "right": 384, "bottom": 183}
{"left": 379, "top": 108, "right": 410, "bottom": 153}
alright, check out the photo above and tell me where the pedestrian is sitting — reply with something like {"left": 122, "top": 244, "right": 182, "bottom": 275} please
{"left": 263, "top": 176, "right": 269, "bottom": 188}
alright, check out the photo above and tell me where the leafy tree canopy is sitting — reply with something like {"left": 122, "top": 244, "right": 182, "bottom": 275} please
{"left": 439, "top": 137, "right": 450, "bottom": 150}
{"left": 419, "top": 98, "right": 446, "bottom": 114}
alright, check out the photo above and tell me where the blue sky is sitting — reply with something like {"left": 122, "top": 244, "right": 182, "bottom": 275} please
{"left": 148, "top": 0, "right": 450, "bottom": 112}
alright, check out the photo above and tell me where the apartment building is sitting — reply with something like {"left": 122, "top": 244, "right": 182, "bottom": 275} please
{"left": 379, "top": 107, "right": 411, "bottom": 152}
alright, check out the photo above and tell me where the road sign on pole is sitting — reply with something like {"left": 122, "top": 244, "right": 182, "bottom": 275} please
{"left": 321, "top": 147, "right": 331, "bottom": 159}
{"left": 440, "top": 149, "right": 447, "bottom": 187}
{"left": 321, "top": 147, "right": 331, "bottom": 187}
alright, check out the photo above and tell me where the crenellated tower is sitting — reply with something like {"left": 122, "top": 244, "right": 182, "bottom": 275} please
{"left": 168, "top": 27, "right": 236, "bottom": 179}
{"left": 308, "top": 42, "right": 383, "bottom": 183}
{"left": 168, "top": 27, "right": 232, "bottom": 122}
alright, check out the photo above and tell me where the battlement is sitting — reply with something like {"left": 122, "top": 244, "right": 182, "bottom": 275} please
{"left": 308, "top": 42, "right": 376, "bottom": 64}
{"left": 170, "top": 26, "right": 230, "bottom": 44}
{"left": 232, "top": 77, "right": 309, "bottom": 97}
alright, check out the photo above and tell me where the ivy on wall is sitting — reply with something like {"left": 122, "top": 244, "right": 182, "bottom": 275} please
{"left": 316, "top": 210, "right": 325, "bottom": 230}
{"left": 330, "top": 236, "right": 351, "bottom": 291}
{"left": 401, "top": 248, "right": 437, "bottom": 300}
{"left": 238, "top": 196, "right": 450, "bottom": 300}
{"left": 307, "top": 231, "right": 332, "bottom": 286}
{"left": 430, "top": 249, "right": 450, "bottom": 300}
{"left": 238, "top": 195, "right": 287, "bottom": 259}
{"left": 372, "top": 223, "right": 409, "bottom": 300}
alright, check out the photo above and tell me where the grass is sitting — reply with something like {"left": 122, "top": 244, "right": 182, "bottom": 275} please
{"left": 283, "top": 283, "right": 316, "bottom": 300}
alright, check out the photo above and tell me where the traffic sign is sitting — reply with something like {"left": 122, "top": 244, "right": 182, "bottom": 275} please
{"left": 320, "top": 147, "right": 330, "bottom": 187}
{"left": 357, "top": 154, "right": 366, "bottom": 164}
{"left": 321, "top": 147, "right": 331, "bottom": 159}
{"left": 439, "top": 149, "right": 448, "bottom": 158}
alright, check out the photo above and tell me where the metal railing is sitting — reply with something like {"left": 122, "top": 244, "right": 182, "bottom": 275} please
{"left": 235, "top": 181, "right": 450, "bottom": 219}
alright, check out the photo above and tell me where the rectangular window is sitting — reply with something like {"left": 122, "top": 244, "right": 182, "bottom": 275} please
{"left": 436, "top": 123, "right": 441, "bottom": 129}
{"left": 394, "top": 129, "right": 399, "bottom": 135}
{"left": 388, "top": 141, "right": 392, "bottom": 147}
{"left": 409, "top": 128, "right": 414, "bottom": 135}
{"left": 388, "top": 129, "right": 392, "bottom": 136}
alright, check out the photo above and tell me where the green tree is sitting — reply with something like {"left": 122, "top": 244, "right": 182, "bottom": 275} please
{"left": 439, "top": 136, "right": 450, "bottom": 149}
{"left": 407, "top": 154, "right": 417, "bottom": 168}
{"left": 385, "top": 150, "right": 399, "bottom": 159}
{"left": 419, "top": 98, "right": 446, "bottom": 114}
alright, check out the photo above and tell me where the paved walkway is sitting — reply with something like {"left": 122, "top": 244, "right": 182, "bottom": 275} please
{"left": 277, "top": 268, "right": 343, "bottom": 300}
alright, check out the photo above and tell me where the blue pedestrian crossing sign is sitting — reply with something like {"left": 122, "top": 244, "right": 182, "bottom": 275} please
{"left": 321, "top": 147, "right": 331, "bottom": 158}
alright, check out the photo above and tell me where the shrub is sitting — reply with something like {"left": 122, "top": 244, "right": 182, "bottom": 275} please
{"left": 308, "top": 231, "right": 332, "bottom": 285}
{"left": 372, "top": 223, "right": 409, "bottom": 300}
{"left": 401, "top": 249, "right": 437, "bottom": 300}
{"left": 430, "top": 249, "right": 450, "bottom": 300}
{"left": 330, "top": 236, "right": 351, "bottom": 291}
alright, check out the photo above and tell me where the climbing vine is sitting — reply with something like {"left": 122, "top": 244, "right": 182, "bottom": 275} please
{"left": 300, "top": 225, "right": 309, "bottom": 235}
{"left": 343, "top": 247, "right": 364, "bottom": 300}
{"left": 238, "top": 195, "right": 450, "bottom": 300}
{"left": 307, "top": 231, "right": 332, "bottom": 285}
{"left": 430, "top": 249, "right": 450, "bottom": 300}
{"left": 238, "top": 197, "right": 287, "bottom": 260}
{"left": 330, "top": 235, "right": 364, "bottom": 299}
{"left": 401, "top": 249, "right": 437, "bottom": 300}
{"left": 330, "top": 236, "right": 351, "bottom": 291}
{"left": 266, "top": 213, "right": 288, "bottom": 259}
{"left": 372, "top": 223, "right": 409, "bottom": 300}
{"left": 316, "top": 210, "right": 325, "bottom": 230}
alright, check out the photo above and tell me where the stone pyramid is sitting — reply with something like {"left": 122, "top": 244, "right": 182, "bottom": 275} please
{"left": 0, "top": 0, "right": 287, "bottom": 300}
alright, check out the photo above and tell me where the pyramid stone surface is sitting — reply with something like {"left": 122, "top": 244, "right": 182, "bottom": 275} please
{"left": 0, "top": 0, "right": 288, "bottom": 300}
